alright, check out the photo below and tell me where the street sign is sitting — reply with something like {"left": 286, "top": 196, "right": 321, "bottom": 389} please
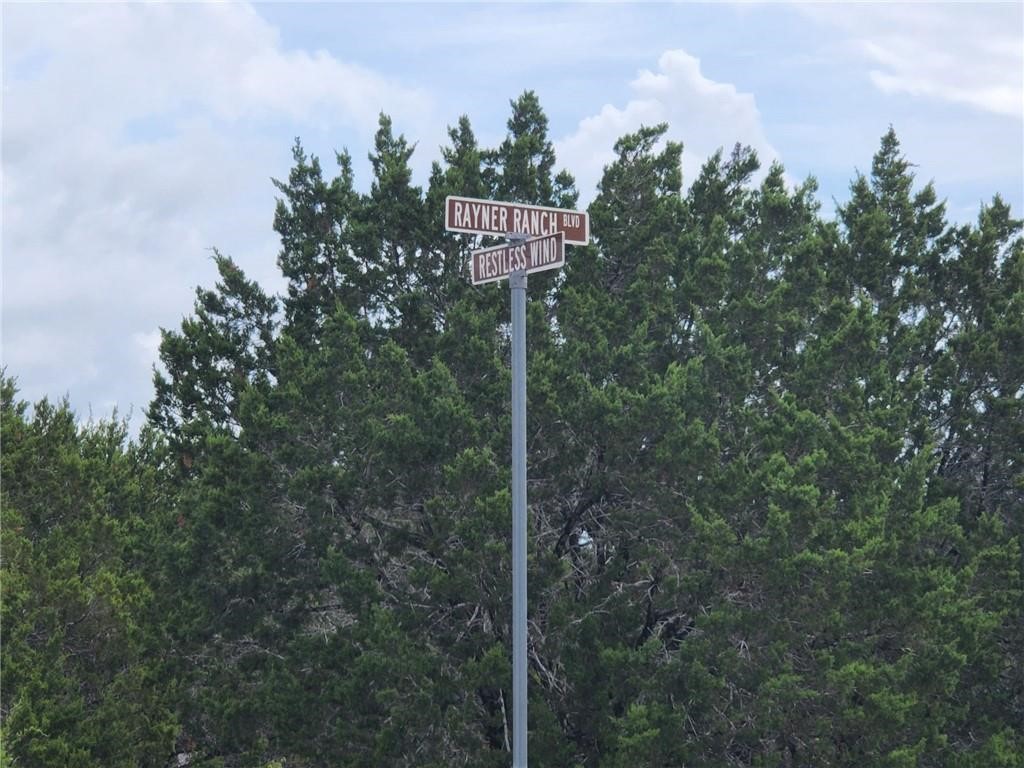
{"left": 445, "top": 195, "right": 589, "bottom": 245}
{"left": 471, "top": 231, "right": 565, "bottom": 285}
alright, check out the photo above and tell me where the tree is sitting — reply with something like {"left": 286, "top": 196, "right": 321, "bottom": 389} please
{"left": 149, "top": 252, "right": 278, "bottom": 447}
{"left": 483, "top": 90, "right": 577, "bottom": 209}
{"left": 273, "top": 140, "right": 365, "bottom": 340}
{"left": 1, "top": 379, "right": 178, "bottom": 767}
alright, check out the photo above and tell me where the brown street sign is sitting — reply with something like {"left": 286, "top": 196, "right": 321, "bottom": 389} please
{"left": 446, "top": 195, "right": 589, "bottom": 245}
{"left": 471, "top": 231, "right": 565, "bottom": 285}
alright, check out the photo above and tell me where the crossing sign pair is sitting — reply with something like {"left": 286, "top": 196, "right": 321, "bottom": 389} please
{"left": 443, "top": 195, "right": 590, "bottom": 284}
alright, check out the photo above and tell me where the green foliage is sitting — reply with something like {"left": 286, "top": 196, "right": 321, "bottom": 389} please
{"left": 4, "top": 105, "right": 1021, "bottom": 767}
{"left": 1, "top": 379, "right": 178, "bottom": 766}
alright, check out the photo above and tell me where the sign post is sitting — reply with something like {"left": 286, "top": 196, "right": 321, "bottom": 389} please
{"left": 445, "top": 197, "right": 589, "bottom": 768}
{"left": 509, "top": 239, "right": 528, "bottom": 768}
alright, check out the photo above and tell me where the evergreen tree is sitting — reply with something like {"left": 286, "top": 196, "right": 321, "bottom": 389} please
{"left": 273, "top": 140, "right": 366, "bottom": 339}
{"left": 483, "top": 90, "right": 577, "bottom": 209}
{"left": 1, "top": 379, "right": 178, "bottom": 767}
{"left": 149, "top": 252, "right": 277, "bottom": 447}
{"left": 357, "top": 114, "right": 428, "bottom": 326}
{"left": 8, "top": 95, "right": 1021, "bottom": 767}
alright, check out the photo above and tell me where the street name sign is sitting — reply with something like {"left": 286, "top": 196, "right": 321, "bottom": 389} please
{"left": 471, "top": 231, "right": 565, "bottom": 285}
{"left": 445, "top": 195, "right": 590, "bottom": 245}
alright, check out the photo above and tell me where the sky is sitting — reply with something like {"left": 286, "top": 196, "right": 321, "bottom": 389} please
{"left": 2, "top": 1, "right": 1022, "bottom": 432}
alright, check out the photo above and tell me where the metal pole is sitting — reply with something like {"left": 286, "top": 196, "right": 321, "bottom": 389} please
{"left": 510, "top": 264, "right": 528, "bottom": 768}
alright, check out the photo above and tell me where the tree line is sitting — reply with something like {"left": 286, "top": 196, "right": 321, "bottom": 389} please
{"left": 3, "top": 92, "right": 1022, "bottom": 767}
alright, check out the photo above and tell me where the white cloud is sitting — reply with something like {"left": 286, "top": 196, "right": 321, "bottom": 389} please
{"left": 798, "top": 3, "right": 1023, "bottom": 119}
{"left": 864, "top": 40, "right": 1021, "bottom": 118}
{"left": 3, "top": 3, "right": 431, "bottom": 132}
{"left": 556, "top": 50, "right": 780, "bottom": 201}
{"left": 1, "top": 2, "right": 434, "bottom": 428}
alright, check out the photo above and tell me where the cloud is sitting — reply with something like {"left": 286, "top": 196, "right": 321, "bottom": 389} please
{"left": 4, "top": 3, "right": 431, "bottom": 132}
{"left": 2, "top": 2, "right": 433, "bottom": 428}
{"left": 863, "top": 39, "right": 1021, "bottom": 118}
{"left": 798, "top": 3, "right": 1023, "bottom": 119}
{"left": 555, "top": 49, "right": 780, "bottom": 201}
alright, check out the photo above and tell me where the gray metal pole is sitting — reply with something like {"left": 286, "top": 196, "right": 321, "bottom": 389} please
{"left": 510, "top": 267, "right": 528, "bottom": 768}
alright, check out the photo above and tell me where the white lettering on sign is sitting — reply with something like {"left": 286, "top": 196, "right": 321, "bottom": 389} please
{"left": 455, "top": 201, "right": 513, "bottom": 234}
{"left": 475, "top": 243, "right": 528, "bottom": 282}
{"left": 512, "top": 209, "right": 558, "bottom": 236}
{"left": 527, "top": 234, "right": 559, "bottom": 269}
